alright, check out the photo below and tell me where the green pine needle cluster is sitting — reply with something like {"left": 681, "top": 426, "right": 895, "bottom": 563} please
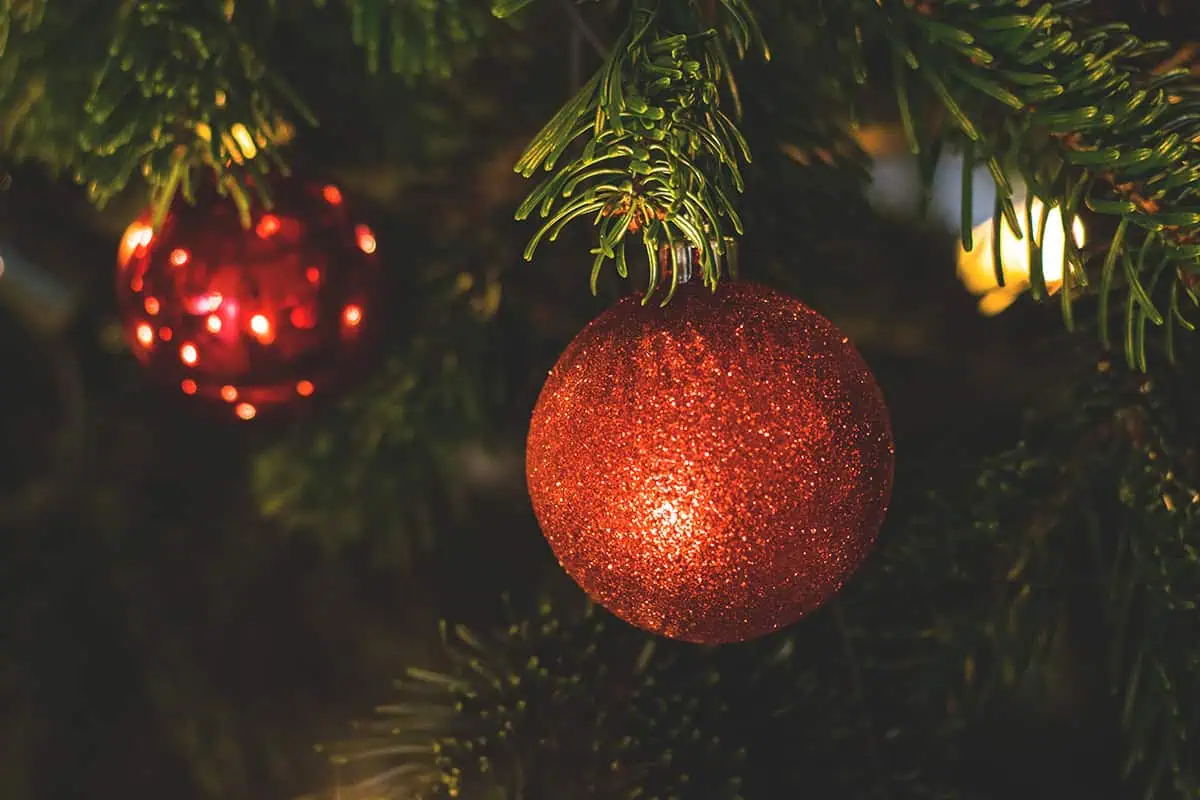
{"left": 250, "top": 349, "right": 468, "bottom": 566}
{"left": 250, "top": 263, "right": 507, "bottom": 563}
{"left": 0, "top": 0, "right": 304, "bottom": 222}
{"left": 514, "top": 0, "right": 765, "bottom": 303}
{"left": 7, "top": 1, "right": 1200, "bottom": 358}
{"left": 866, "top": 0, "right": 1200, "bottom": 365}
{"left": 314, "top": 0, "right": 496, "bottom": 78}
{"left": 1105, "top": 372, "right": 1200, "bottom": 797}
{"left": 0, "top": 0, "right": 496, "bottom": 224}
{"left": 317, "top": 602, "right": 744, "bottom": 799}
{"left": 854, "top": 356, "right": 1200, "bottom": 799}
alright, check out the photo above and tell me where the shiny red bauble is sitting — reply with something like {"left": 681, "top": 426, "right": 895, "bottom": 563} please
{"left": 116, "top": 178, "right": 379, "bottom": 420}
{"left": 526, "top": 280, "right": 894, "bottom": 644}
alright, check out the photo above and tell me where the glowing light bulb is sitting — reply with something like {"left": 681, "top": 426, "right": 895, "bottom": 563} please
{"left": 189, "top": 293, "right": 223, "bottom": 314}
{"left": 355, "top": 224, "right": 376, "bottom": 255}
{"left": 235, "top": 402, "right": 257, "bottom": 420}
{"left": 181, "top": 379, "right": 198, "bottom": 395}
{"left": 220, "top": 385, "right": 238, "bottom": 402}
{"left": 136, "top": 323, "right": 154, "bottom": 347}
{"left": 858, "top": 138, "right": 1089, "bottom": 317}
{"left": 169, "top": 248, "right": 190, "bottom": 267}
{"left": 957, "top": 197, "right": 1086, "bottom": 316}
{"left": 118, "top": 222, "right": 153, "bottom": 268}
{"left": 322, "top": 185, "right": 343, "bottom": 205}
{"left": 206, "top": 314, "right": 223, "bottom": 333}
{"left": 180, "top": 343, "right": 199, "bottom": 366}
{"left": 248, "top": 313, "right": 276, "bottom": 344}
{"left": 256, "top": 214, "right": 281, "bottom": 239}
{"left": 342, "top": 305, "right": 362, "bottom": 327}
{"left": 296, "top": 380, "right": 314, "bottom": 397}
{"left": 144, "top": 297, "right": 161, "bottom": 315}
{"left": 289, "top": 307, "right": 315, "bottom": 329}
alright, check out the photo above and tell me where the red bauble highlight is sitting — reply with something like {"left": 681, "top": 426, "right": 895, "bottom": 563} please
{"left": 526, "top": 281, "right": 894, "bottom": 644}
{"left": 116, "top": 177, "right": 379, "bottom": 419}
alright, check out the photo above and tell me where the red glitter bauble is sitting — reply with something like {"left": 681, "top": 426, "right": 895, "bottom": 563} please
{"left": 526, "top": 281, "right": 894, "bottom": 644}
{"left": 116, "top": 177, "right": 380, "bottom": 420}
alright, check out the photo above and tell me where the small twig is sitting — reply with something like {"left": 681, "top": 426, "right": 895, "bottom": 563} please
{"left": 557, "top": 0, "right": 608, "bottom": 60}
{"left": 831, "top": 598, "right": 893, "bottom": 800}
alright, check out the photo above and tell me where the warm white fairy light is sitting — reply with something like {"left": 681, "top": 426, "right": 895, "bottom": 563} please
{"left": 956, "top": 197, "right": 1087, "bottom": 316}
{"left": 860, "top": 132, "right": 1087, "bottom": 316}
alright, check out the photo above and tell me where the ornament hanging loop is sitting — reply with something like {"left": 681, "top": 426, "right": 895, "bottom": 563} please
{"left": 658, "top": 237, "right": 738, "bottom": 287}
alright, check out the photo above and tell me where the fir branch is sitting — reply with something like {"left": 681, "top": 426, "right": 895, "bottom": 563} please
{"left": 862, "top": 0, "right": 1200, "bottom": 365}
{"left": 320, "top": 0, "right": 496, "bottom": 79}
{"left": 0, "top": 0, "right": 307, "bottom": 223}
{"left": 0, "top": 0, "right": 44, "bottom": 49}
{"left": 1104, "top": 369, "right": 1200, "bottom": 799}
{"left": 513, "top": 0, "right": 765, "bottom": 303}
{"left": 866, "top": 357, "right": 1200, "bottom": 799}
{"left": 87, "top": 0, "right": 310, "bottom": 221}
{"left": 252, "top": 273, "right": 498, "bottom": 566}
{"left": 313, "top": 601, "right": 744, "bottom": 799}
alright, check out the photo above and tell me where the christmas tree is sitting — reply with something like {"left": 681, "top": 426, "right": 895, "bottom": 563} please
{"left": 2, "top": 0, "right": 1199, "bottom": 797}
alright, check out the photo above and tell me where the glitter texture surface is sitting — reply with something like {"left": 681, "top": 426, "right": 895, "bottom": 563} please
{"left": 526, "top": 281, "right": 894, "bottom": 644}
